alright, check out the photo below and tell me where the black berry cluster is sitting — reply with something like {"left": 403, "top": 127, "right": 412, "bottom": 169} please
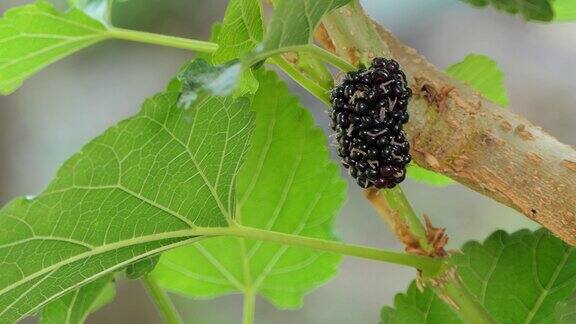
{"left": 329, "top": 57, "right": 412, "bottom": 189}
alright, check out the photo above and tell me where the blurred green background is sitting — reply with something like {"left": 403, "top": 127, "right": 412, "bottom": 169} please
{"left": 1, "top": 0, "right": 573, "bottom": 323}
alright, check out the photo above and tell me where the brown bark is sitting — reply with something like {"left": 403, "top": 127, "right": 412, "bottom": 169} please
{"left": 320, "top": 7, "right": 576, "bottom": 245}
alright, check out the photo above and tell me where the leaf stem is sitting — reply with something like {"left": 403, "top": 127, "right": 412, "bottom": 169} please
{"left": 242, "top": 289, "right": 256, "bottom": 324}
{"left": 109, "top": 28, "right": 218, "bottom": 53}
{"left": 305, "top": 45, "right": 357, "bottom": 72}
{"left": 144, "top": 275, "right": 183, "bottom": 324}
{"left": 431, "top": 272, "right": 497, "bottom": 324}
{"left": 270, "top": 56, "right": 332, "bottom": 106}
{"left": 220, "top": 224, "right": 442, "bottom": 275}
{"left": 248, "top": 44, "right": 355, "bottom": 73}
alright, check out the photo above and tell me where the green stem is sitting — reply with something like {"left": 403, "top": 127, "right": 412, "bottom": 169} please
{"left": 249, "top": 44, "right": 355, "bottom": 73}
{"left": 222, "top": 224, "right": 442, "bottom": 275}
{"left": 144, "top": 275, "right": 183, "bottom": 324}
{"left": 242, "top": 290, "right": 256, "bottom": 324}
{"left": 380, "top": 186, "right": 433, "bottom": 253}
{"left": 432, "top": 274, "right": 496, "bottom": 324}
{"left": 270, "top": 56, "right": 331, "bottom": 106}
{"left": 109, "top": 28, "right": 218, "bottom": 53}
{"left": 305, "top": 45, "right": 356, "bottom": 72}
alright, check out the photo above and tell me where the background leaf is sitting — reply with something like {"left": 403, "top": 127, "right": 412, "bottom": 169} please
{"left": 0, "top": 1, "right": 109, "bottom": 94}
{"left": 0, "top": 79, "right": 254, "bottom": 322}
{"left": 446, "top": 54, "right": 509, "bottom": 107}
{"left": 406, "top": 164, "right": 454, "bottom": 187}
{"left": 381, "top": 229, "right": 576, "bottom": 323}
{"left": 553, "top": 0, "right": 576, "bottom": 21}
{"left": 40, "top": 276, "right": 115, "bottom": 324}
{"left": 460, "top": 0, "right": 554, "bottom": 22}
{"left": 152, "top": 71, "right": 347, "bottom": 308}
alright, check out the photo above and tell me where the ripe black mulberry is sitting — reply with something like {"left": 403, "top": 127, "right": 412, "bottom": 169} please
{"left": 330, "top": 57, "right": 412, "bottom": 189}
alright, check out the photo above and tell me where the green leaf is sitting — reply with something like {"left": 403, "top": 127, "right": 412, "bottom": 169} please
{"left": 381, "top": 229, "right": 576, "bottom": 323}
{"left": 406, "top": 54, "right": 508, "bottom": 186}
{"left": 556, "top": 292, "right": 576, "bottom": 323}
{"left": 211, "top": 0, "right": 264, "bottom": 96}
{"left": 125, "top": 256, "right": 160, "bottom": 280}
{"left": 176, "top": 59, "right": 243, "bottom": 106}
{"left": 0, "top": 75, "right": 255, "bottom": 322}
{"left": 446, "top": 54, "right": 509, "bottom": 107}
{"left": 460, "top": 0, "right": 554, "bottom": 22}
{"left": 212, "top": 0, "right": 264, "bottom": 64}
{"left": 380, "top": 282, "right": 459, "bottom": 323}
{"left": 67, "top": 0, "right": 113, "bottom": 23}
{"left": 152, "top": 71, "right": 347, "bottom": 308}
{"left": 407, "top": 164, "right": 454, "bottom": 187}
{"left": 40, "top": 275, "right": 115, "bottom": 324}
{"left": 249, "top": 0, "right": 351, "bottom": 61}
{"left": 553, "top": 0, "right": 576, "bottom": 21}
{"left": 177, "top": 59, "right": 239, "bottom": 96}
{"left": 0, "top": 1, "right": 110, "bottom": 95}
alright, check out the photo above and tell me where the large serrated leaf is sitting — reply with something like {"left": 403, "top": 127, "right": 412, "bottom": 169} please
{"left": 0, "top": 1, "right": 110, "bottom": 94}
{"left": 152, "top": 71, "right": 347, "bottom": 309}
{"left": 40, "top": 275, "right": 115, "bottom": 324}
{"left": 0, "top": 79, "right": 255, "bottom": 322}
{"left": 380, "top": 281, "right": 459, "bottom": 323}
{"left": 381, "top": 229, "right": 576, "bottom": 323}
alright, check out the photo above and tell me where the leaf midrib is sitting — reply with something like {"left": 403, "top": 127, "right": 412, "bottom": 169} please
{"left": 523, "top": 248, "right": 573, "bottom": 323}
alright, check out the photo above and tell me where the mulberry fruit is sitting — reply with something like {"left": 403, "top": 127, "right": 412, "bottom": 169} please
{"left": 330, "top": 57, "right": 412, "bottom": 189}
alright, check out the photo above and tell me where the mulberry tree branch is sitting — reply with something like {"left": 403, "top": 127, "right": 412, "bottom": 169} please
{"left": 320, "top": 4, "right": 576, "bottom": 246}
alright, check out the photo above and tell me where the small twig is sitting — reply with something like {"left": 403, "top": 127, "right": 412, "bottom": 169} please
{"left": 380, "top": 186, "right": 434, "bottom": 254}
{"left": 144, "top": 275, "right": 183, "bottom": 324}
{"left": 363, "top": 188, "right": 397, "bottom": 231}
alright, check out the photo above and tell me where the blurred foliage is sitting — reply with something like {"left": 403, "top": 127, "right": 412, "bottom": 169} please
{"left": 446, "top": 54, "right": 509, "bottom": 107}
{"left": 111, "top": 0, "right": 221, "bottom": 35}
{"left": 460, "top": 0, "right": 554, "bottom": 22}
{"left": 553, "top": 0, "right": 576, "bottom": 21}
